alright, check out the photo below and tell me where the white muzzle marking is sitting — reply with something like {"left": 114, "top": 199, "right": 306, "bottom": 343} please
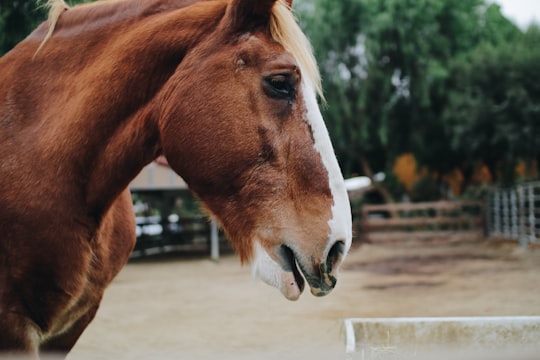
{"left": 252, "top": 243, "right": 303, "bottom": 301}
{"left": 301, "top": 77, "right": 353, "bottom": 252}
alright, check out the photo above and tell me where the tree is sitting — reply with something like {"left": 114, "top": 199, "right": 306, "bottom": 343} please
{"left": 444, "top": 24, "right": 540, "bottom": 187}
{"left": 1, "top": 0, "right": 94, "bottom": 56}
{"left": 299, "top": 0, "right": 489, "bottom": 200}
{"left": 298, "top": 0, "right": 537, "bottom": 200}
{"left": 301, "top": 0, "right": 413, "bottom": 202}
{"left": 0, "top": 0, "right": 47, "bottom": 55}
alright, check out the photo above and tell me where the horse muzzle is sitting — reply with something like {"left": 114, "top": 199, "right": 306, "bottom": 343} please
{"left": 280, "top": 240, "right": 346, "bottom": 298}
{"left": 252, "top": 239, "right": 347, "bottom": 301}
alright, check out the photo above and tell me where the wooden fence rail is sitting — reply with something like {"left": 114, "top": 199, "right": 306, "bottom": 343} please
{"left": 356, "top": 200, "right": 485, "bottom": 243}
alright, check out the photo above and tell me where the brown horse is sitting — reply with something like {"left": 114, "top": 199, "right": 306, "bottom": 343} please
{"left": 0, "top": 0, "right": 352, "bottom": 357}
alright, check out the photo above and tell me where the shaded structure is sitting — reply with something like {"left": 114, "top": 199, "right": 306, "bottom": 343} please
{"left": 129, "top": 158, "right": 227, "bottom": 259}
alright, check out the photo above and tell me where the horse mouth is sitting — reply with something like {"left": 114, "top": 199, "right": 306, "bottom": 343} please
{"left": 277, "top": 244, "right": 339, "bottom": 298}
{"left": 278, "top": 245, "right": 306, "bottom": 295}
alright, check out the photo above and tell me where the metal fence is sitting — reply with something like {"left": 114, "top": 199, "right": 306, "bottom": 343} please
{"left": 487, "top": 182, "right": 540, "bottom": 246}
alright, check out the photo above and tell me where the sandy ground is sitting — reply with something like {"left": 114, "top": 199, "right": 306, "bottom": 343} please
{"left": 67, "top": 238, "right": 540, "bottom": 359}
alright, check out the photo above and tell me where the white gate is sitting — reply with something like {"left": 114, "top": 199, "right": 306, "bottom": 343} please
{"left": 488, "top": 182, "right": 540, "bottom": 246}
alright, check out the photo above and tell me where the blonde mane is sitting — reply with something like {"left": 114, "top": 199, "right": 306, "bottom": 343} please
{"left": 35, "top": 0, "right": 69, "bottom": 56}
{"left": 270, "top": 0, "right": 324, "bottom": 100}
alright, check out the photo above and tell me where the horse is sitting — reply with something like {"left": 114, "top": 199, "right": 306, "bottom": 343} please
{"left": 0, "top": 0, "right": 352, "bottom": 357}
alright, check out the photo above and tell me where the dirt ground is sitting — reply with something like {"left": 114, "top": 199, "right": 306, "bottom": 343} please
{"left": 67, "top": 238, "right": 540, "bottom": 359}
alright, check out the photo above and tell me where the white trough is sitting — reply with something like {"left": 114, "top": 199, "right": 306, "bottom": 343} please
{"left": 343, "top": 316, "right": 540, "bottom": 359}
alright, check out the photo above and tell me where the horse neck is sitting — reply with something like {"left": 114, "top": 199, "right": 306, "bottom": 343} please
{"left": 25, "top": 0, "right": 225, "bottom": 216}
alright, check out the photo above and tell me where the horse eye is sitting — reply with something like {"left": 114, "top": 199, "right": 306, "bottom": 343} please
{"left": 263, "top": 74, "right": 296, "bottom": 101}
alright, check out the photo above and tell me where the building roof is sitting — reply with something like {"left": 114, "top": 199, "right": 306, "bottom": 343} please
{"left": 129, "top": 156, "right": 188, "bottom": 191}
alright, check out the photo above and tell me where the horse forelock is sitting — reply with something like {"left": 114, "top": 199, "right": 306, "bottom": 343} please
{"left": 269, "top": 0, "right": 324, "bottom": 101}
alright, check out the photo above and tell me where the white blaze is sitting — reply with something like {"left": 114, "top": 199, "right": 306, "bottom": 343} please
{"left": 301, "top": 77, "right": 353, "bottom": 253}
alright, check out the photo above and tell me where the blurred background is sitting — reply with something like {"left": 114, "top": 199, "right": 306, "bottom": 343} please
{"left": 295, "top": 0, "right": 540, "bottom": 204}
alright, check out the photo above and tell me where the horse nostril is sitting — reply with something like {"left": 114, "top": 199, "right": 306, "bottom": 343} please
{"left": 315, "top": 240, "right": 346, "bottom": 291}
{"left": 326, "top": 240, "right": 345, "bottom": 271}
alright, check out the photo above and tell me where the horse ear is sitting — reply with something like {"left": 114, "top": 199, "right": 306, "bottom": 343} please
{"left": 227, "top": 0, "right": 279, "bottom": 32}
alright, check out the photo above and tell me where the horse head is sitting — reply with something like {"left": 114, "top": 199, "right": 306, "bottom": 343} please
{"left": 158, "top": 0, "right": 352, "bottom": 300}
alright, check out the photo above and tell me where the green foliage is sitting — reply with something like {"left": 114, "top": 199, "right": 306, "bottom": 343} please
{"left": 299, "top": 0, "right": 491, "bottom": 177}
{"left": 380, "top": 172, "right": 406, "bottom": 201}
{"left": 297, "top": 0, "right": 539, "bottom": 199}
{"left": 0, "top": 0, "right": 47, "bottom": 54}
{"left": 410, "top": 176, "right": 443, "bottom": 202}
{"left": 0, "top": 0, "right": 94, "bottom": 55}
{"left": 444, "top": 26, "right": 540, "bottom": 186}
{"left": 460, "top": 184, "right": 491, "bottom": 201}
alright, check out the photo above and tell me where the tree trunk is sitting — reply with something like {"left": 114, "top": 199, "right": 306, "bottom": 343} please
{"left": 536, "top": 154, "right": 540, "bottom": 178}
{"left": 460, "top": 162, "right": 475, "bottom": 195}
{"left": 358, "top": 152, "right": 395, "bottom": 204}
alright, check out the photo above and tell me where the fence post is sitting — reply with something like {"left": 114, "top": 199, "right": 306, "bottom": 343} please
{"left": 518, "top": 185, "right": 527, "bottom": 247}
{"left": 510, "top": 190, "right": 519, "bottom": 241}
{"left": 516, "top": 185, "right": 527, "bottom": 247}
{"left": 210, "top": 219, "right": 219, "bottom": 261}
{"left": 502, "top": 190, "right": 510, "bottom": 238}
{"left": 528, "top": 184, "right": 536, "bottom": 244}
{"left": 485, "top": 193, "right": 492, "bottom": 237}
{"left": 492, "top": 189, "right": 501, "bottom": 237}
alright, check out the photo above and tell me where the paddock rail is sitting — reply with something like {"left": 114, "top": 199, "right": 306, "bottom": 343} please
{"left": 356, "top": 201, "right": 485, "bottom": 243}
